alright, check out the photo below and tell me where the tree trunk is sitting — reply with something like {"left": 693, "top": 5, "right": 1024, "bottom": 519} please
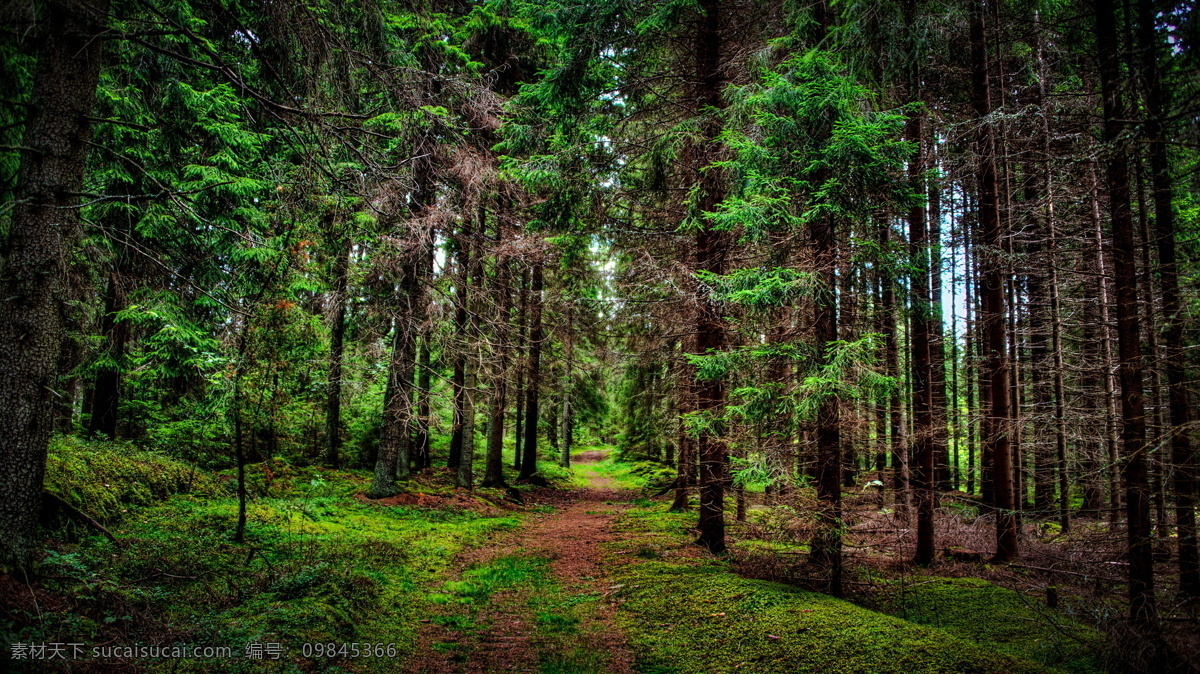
{"left": 371, "top": 309, "right": 415, "bottom": 498}
{"left": 449, "top": 223, "right": 473, "bottom": 471}
{"left": 1138, "top": 0, "right": 1198, "bottom": 597}
{"left": 88, "top": 271, "right": 128, "bottom": 439}
{"left": 560, "top": 314, "right": 573, "bottom": 468}
{"left": 456, "top": 210, "right": 485, "bottom": 489}
{"left": 0, "top": 0, "right": 110, "bottom": 570}
{"left": 521, "top": 263, "right": 544, "bottom": 480}
{"left": 692, "top": 0, "right": 729, "bottom": 555}
{"left": 414, "top": 239, "right": 434, "bottom": 472}
{"left": 481, "top": 246, "right": 513, "bottom": 489}
{"left": 907, "top": 108, "right": 936, "bottom": 567}
{"left": 1095, "top": 0, "right": 1155, "bottom": 621}
{"left": 325, "top": 227, "right": 350, "bottom": 469}
{"left": 513, "top": 268, "right": 528, "bottom": 472}
{"left": 970, "top": 0, "right": 1017, "bottom": 562}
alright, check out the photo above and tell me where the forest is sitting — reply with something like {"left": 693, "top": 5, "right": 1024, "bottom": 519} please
{"left": 2, "top": 0, "right": 1199, "bottom": 671}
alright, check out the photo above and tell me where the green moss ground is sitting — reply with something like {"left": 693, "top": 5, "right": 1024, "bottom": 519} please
{"left": 9, "top": 445, "right": 1108, "bottom": 673}
{"left": 864, "top": 577, "right": 1103, "bottom": 674}
{"left": 606, "top": 501, "right": 1103, "bottom": 674}
{"left": 8, "top": 449, "right": 525, "bottom": 672}
{"left": 570, "top": 447, "right": 671, "bottom": 492}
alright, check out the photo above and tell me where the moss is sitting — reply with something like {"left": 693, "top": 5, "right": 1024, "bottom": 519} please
{"left": 607, "top": 504, "right": 1059, "bottom": 674}
{"left": 44, "top": 436, "right": 218, "bottom": 521}
{"left": 730, "top": 539, "right": 809, "bottom": 554}
{"left": 17, "top": 469, "right": 525, "bottom": 673}
{"left": 612, "top": 560, "right": 1049, "bottom": 674}
{"left": 867, "top": 577, "right": 1103, "bottom": 674}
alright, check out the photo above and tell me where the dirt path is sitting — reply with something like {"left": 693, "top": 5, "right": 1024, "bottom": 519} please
{"left": 407, "top": 452, "right": 637, "bottom": 673}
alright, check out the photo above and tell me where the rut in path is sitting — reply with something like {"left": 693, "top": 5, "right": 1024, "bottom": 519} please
{"left": 407, "top": 453, "right": 637, "bottom": 673}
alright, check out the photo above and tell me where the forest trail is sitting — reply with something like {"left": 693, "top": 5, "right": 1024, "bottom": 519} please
{"left": 407, "top": 450, "right": 637, "bottom": 673}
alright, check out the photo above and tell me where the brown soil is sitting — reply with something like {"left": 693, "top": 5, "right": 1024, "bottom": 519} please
{"left": 405, "top": 465, "right": 636, "bottom": 674}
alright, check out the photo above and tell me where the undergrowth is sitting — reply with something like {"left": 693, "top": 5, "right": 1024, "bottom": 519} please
{"left": 6, "top": 446, "right": 526, "bottom": 673}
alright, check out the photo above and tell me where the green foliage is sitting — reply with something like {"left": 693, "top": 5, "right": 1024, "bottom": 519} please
{"left": 698, "top": 267, "right": 818, "bottom": 310}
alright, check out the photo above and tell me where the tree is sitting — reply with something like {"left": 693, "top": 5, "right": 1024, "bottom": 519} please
{"left": 0, "top": 0, "right": 111, "bottom": 571}
{"left": 970, "top": 0, "right": 1017, "bottom": 563}
{"left": 1094, "top": 0, "right": 1154, "bottom": 621}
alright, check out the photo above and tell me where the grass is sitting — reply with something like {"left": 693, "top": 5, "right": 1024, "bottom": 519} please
{"left": 419, "top": 551, "right": 617, "bottom": 673}
{"left": 570, "top": 447, "right": 672, "bottom": 492}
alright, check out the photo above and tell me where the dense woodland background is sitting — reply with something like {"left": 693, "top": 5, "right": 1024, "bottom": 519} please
{"left": 2, "top": 0, "right": 1200, "bottom": 665}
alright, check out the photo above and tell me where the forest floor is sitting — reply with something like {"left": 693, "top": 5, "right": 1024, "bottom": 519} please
{"left": 399, "top": 449, "right": 1111, "bottom": 674}
{"left": 10, "top": 438, "right": 1189, "bottom": 673}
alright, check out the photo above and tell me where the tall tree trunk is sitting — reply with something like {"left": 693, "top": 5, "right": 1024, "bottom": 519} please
{"left": 521, "top": 263, "right": 544, "bottom": 480}
{"left": 414, "top": 239, "right": 434, "bottom": 471}
{"left": 513, "top": 268, "right": 528, "bottom": 472}
{"left": 88, "top": 270, "right": 128, "bottom": 439}
{"left": 971, "top": 0, "right": 1017, "bottom": 562}
{"left": 1036, "top": 30, "right": 1070, "bottom": 530}
{"left": 907, "top": 108, "right": 936, "bottom": 567}
{"left": 325, "top": 228, "right": 350, "bottom": 469}
{"left": 560, "top": 313, "right": 573, "bottom": 468}
{"left": 811, "top": 206, "right": 843, "bottom": 592}
{"left": 881, "top": 222, "right": 907, "bottom": 510}
{"left": 929, "top": 162, "right": 950, "bottom": 493}
{"left": 811, "top": 0, "right": 843, "bottom": 585}
{"left": 481, "top": 244, "right": 513, "bottom": 489}
{"left": 965, "top": 220, "right": 977, "bottom": 496}
{"left": 692, "top": 0, "right": 729, "bottom": 555}
{"left": 1094, "top": 0, "right": 1155, "bottom": 621}
{"left": 1089, "top": 168, "right": 1121, "bottom": 523}
{"left": 449, "top": 222, "right": 473, "bottom": 471}
{"left": 1138, "top": 0, "right": 1198, "bottom": 597}
{"left": 0, "top": 0, "right": 110, "bottom": 570}
{"left": 371, "top": 309, "right": 415, "bottom": 498}
{"left": 456, "top": 210, "right": 485, "bottom": 489}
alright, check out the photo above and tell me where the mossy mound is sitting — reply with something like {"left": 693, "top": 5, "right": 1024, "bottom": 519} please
{"left": 44, "top": 436, "right": 217, "bottom": 521}
{"left": 868, "top": 577, "right": 1103, "bottom": 673}
{"left": 613, "top": 560, "right": 1049, "bottom": 674}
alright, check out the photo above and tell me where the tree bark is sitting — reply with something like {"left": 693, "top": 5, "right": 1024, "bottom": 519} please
{"left": 513, "top": 268, "right": 528, "bottom": 472}
{"left": 970, "top": 0, "right": 1017, "bottom": 562}
{"left": 449, "top": 222, "right": 473, "bottom": 470}
{"left": 520, "top": 263, "right": 544, "bottom": 480}
{"left": 906, "top": 108, "right": 936, "bottom": 567}
{"left": 481, "top": 238, "right": 513, "bottom": 489}
{"left": 691, "top": 0, "right": 729, "bottom": 555}
{"left": 0, "top": 0, "right": 110, "bottom": 571}
{"left": 88, "top": 270, "right": 128, "bottom": 439}
{"left": 414, "top": 239, "right": 434, "bottom": 471}
{"left": 325, "top": 226, "right": 350, "bottom": 469}
{"left": 1138, "top": 0, "right": 1198, "bottom": 597}
{"left": 1094, "top": 0, "right": 1155, "bottom": 620}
